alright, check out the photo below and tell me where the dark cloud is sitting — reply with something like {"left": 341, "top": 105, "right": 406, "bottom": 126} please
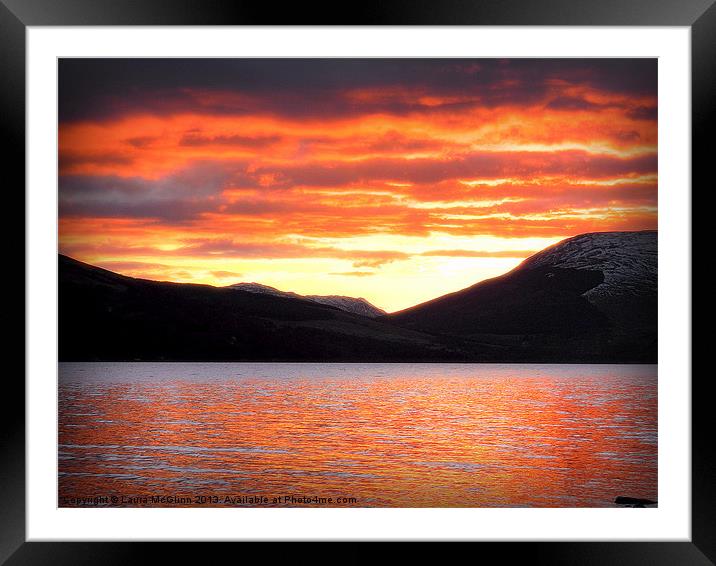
{"left": 59, "top": 58, "right": 657, "bottom": 123}
{"left": 250, "top": 151, "right": 659, "bottom": 188}
{"left": 59, "top": 161, "right": 253, "bottom": 221}
{"left": 179, "top": 132, "right": 282, "bottom": 148}
{"left": 60, "top": 152, "right": 134, "bottom": 172}
{"left": 545, "top": 96, "right": 606, "bottom": 111}
{"left": 125, "top": 136, "right": 159, "bottom": 149}
{"left": 627, "top": 106, "right": 658, "bottom": 121}
{"left": 612, "top": 130, "right": 642, "bottom": 142}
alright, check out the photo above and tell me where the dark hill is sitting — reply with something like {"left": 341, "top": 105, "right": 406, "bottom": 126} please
{"left": 59, "top": 255, "right": 458, "bottom": 362}
{"left": 386, "top": 231, "right": 657, "bottom": 362}
{"left": 387, "top": 265, "right": 608, "bottom": 336}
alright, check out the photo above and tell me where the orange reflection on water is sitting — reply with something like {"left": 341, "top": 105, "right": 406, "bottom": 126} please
{"left": 58, "top": 363, "right": 657, "bottom": 507}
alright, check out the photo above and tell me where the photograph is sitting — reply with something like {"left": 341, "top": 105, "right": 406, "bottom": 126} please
{"left": 57, "top": 57, "right": 658, "bottom": 509}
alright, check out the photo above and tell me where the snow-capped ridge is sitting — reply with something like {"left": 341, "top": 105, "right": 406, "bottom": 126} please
{"left": 227, "top": 282, "right": 386, "bottom": 317}
{"left": 305, "top": 295, "right": 385, "bottom": 318}
{"left": 518, "top": 230, "right": 657, "bottom": 301}
{"left": 228, "top": 282, "right": 300, "bottom": 300}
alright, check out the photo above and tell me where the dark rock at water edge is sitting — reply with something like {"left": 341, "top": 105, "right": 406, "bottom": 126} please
{"left": 615, "top": 496, "right": 657, "bottom": 507}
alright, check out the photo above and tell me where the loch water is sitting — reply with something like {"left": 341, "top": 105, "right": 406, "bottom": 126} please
{"left": 58, "top": 362, "right": 657, "bottom": 507}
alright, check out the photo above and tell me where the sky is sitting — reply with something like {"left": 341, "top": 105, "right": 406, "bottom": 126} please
{"left": 58, "top": 58, "right": 657, "bottom": 312}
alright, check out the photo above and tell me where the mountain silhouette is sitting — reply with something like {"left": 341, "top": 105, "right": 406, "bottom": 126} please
{"left": 387, "top": 231, "right": 656, "bottom": 362}
{"left": 59, "top": 231, "right": 656, "bottom": 362}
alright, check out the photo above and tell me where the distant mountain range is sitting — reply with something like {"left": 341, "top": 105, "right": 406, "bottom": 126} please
{"left": 227, "top": 282, "right": 386, "bottom": 318}
{"left": 59, "top": 230, "right": 657, "bottom": 362}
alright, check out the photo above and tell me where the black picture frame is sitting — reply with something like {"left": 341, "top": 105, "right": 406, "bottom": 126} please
{"left": 2, "top": 1, "right": 707, "bottom": 563}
